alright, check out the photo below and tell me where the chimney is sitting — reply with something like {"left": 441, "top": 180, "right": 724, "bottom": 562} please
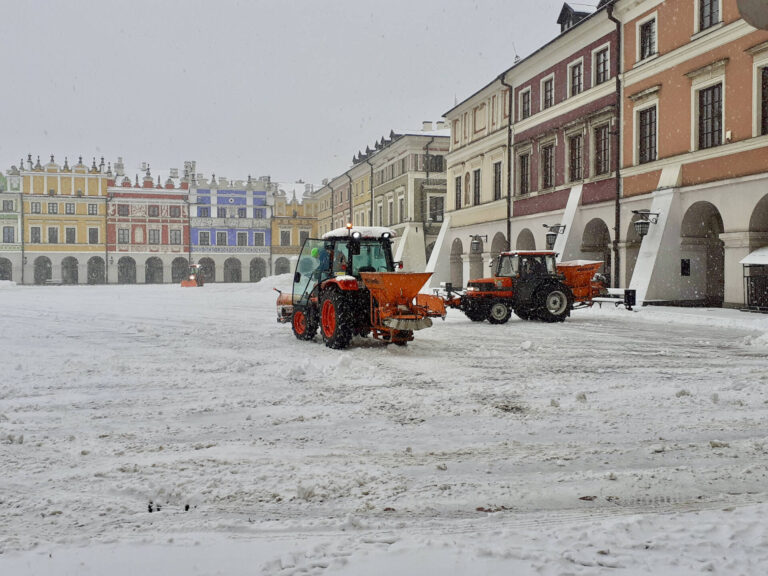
{"left": 436, "top": 121, "right": 446, "bottom": 130}
{"left": 422, "top": 121, "right": 433, "bottom": 131}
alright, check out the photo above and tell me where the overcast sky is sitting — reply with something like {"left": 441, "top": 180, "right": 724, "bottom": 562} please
{"left": 1, "top": 1, "right": 595, "bottom": 192}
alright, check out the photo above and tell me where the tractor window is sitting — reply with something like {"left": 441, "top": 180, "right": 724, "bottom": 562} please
{"left": 545, "top": 255, "right": 558, "bottom": 274}
{"left": 333, "top": 243, "right": 350, "bottom": 275}
{"left": 293, "top": 238, "right": 326, "bottom": 304}
{"left": 497, "top": 255, "right": 518, "bottom": 277}
{"left": 350, "top": 240, "right": 392, "bottom": 275}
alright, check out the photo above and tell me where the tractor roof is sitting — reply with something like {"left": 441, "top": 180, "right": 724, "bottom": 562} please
{"left": 322, "top": 226, "right": 396, "bottom": 240}
{"left": 499, "top": 250, "right": 557, "bottom": 257}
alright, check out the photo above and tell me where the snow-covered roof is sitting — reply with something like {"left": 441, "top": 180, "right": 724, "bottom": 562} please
{"left": 740, "top": 246, "right": 768, "bottom": 265}
{"left": 322, "top": 226, "right": 396, "bottom": 240}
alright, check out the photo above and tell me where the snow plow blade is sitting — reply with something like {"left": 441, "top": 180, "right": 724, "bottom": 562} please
{"left": 180, "top": 279, "right": 200, "bottom": 287}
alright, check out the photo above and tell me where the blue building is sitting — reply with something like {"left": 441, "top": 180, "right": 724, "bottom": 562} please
{"left": 189, "top": 171, "right": 275, "bottom": 282}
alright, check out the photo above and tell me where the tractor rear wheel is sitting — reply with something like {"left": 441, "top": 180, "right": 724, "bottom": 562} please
{"left": 463, "top": 306, "right": 486, "bottom": 322}
{"left": 514, "top": 308, "right": 534, "bottom": 321}
{"left": 535, "top": 284, "right": 572, "bottom": 323}
{"left": 320, "top": 291, "right": 354, "bottom": 349}
{"left": 292, "top": 307, "right": 318, "bottom": 341}
{"left": 487, "top": 300, "right": 512, "bottom": 324}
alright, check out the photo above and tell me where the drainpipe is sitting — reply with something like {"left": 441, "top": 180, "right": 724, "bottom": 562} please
{"left": 608, "top": 3, "right": 622, "bottom": 289}
{"left": 364, "top": 158, "right": 375, "bottom": 226}
{"left": 499, "top": 71, "right": 515, "bottom": 251}
{"left": 345, "top": 173, "right": 353, "bottom": 225}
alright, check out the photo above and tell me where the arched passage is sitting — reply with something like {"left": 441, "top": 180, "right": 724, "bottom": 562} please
{"left": 581, "top": 218, "right": 612, "bottom": 283}
{"left": 87, "top": 257, "right": 105, "bottom": 284}
{"left": 250, "top": 258, "right": 267, "bottom": 282}
{"left": 145, "top": 257, "right": 163, "bottom": 284}
{"left": 198, "top": 257, "right": 215, "bottom": 283}
{"left": 118, "top": 257, "right": 136, "bottom": 284}
{"left": 748, "top": 193, "right": 768, "bottom": 251}
{"left": 450, "top": 238, "right": 464, "bottom": 288}
{"left": 681, "top": 201, "right": 724, "bottom": 306}
{"left": 62, "top": 257, "right": 79, "bottom": 285}
{"left": 516, "top": 229, "right": 536, "bottom": 250}
{"left": 224, "top": 257, "right": 242, "bottom": 282}
{"left": 274, "top": 257, "right": 291, "bottom": 275}
{"left": 34, "top": 256, "right": 52, "bottom": 285}
{"left": 171, "top": 257, "right": 188, "bottom": 283}
{"left": 0, "top": 257, "right": 12, "bottom": 281}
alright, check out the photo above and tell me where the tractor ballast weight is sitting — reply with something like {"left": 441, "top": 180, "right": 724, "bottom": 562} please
{"left": 276, "top": 227, "right": 445, "bottom": 349}
{"left": 437, "top": 251, "right": 608, "bottom": 324}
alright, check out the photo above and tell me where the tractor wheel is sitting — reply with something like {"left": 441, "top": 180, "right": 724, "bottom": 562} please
{"left": 487, "top": 300, "right": 512, "bottom": 324}
{"left": 535, "top": 284, "right": 573, "bottom": 323}
{"left": 464, "top": 307, "right": 486, "bottom": 322}
{"left": 292, "top": 308, "right": 317, "bottom": 341}
{"left": 514, "top": 308, "right": 534, "bottom": 321}
{"left": 320, "top": 291, "right": 354, "bottom": 349}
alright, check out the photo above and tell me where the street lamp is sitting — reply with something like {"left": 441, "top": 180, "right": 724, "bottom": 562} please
{"left": 543, "top": 224, "right": 566, "bottom": 250}
{"left": 470, "top": 234, "right": 487, "bottom": 253}
{"left": 631, "top": 210, "right": 660, "bottom": 238}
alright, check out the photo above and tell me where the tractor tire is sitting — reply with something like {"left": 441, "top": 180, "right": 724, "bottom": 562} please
{"left": 535, "top": 284, "right": 573, "bottom": 323}
{"left": 487, "top": 300, "right": 512, "bottom": 324}
{"left": 464, "top": 307, "right": 487, "bottom": 322}
{"left": 292, "top": 307, "right": 318, "bottom": 341}
{"left": 514, "top": 308, "right": 534, "bottom": 321}
{"left": 320, "top": 290, "right": 354, "bottom": 349}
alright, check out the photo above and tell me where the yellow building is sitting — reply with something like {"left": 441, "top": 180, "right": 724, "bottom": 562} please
{"left": 21, "top": 155, "right": 110, "bottom": 284}
{"left": 271, "top": 186, "right": 318, "bottom": 274}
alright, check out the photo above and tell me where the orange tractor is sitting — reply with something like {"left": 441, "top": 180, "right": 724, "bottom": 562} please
{"left": 180, "top": 264, "right": 205, "bottom": 287}
{"left": 437, "top": 251, "right": 609, "bottom": 323}
{"left": 276, "top": 227, "right": 445, "bottom": 349}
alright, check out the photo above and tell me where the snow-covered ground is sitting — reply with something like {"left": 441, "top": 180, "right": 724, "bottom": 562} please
{"left": 1, "top": 278, "right": 767, "bottom": 575}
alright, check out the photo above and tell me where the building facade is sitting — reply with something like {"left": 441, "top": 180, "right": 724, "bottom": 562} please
{"left": 271, "top": 186, "right": 318, "bottom": 274}
{"left": 0, "top": 169, "right": 21, "bottom": 281}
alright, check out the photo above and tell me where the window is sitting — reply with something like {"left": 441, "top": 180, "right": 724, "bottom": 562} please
{"left": 170, "top": 229, "right": 181, "bottom": 245}
{"left": 31, "top": 227, "right": 41, "bottom": 243}
{"left": 640, "top": 18, "right": 656, "bottom": 61}
{"left": 2, "top": 226, "right": 14, "bottom": 243}
{"left": 541, "top": 144, "right": 555, "bottom": 189}
{"left": 217, "top": 207, "right": 226, "bottom": 218}
{"left": 639, "top": 106, "right": 657, "bottom": 164}
{"left": 48, "top": 202, "right": 58, "bottom": 214}
{"left": 569, "top": 62, "right": 583, "bottom": 96}
{"left": 699, "top": 0, "right": 719, "bottom": 31}
{"left": 253, "top": 208, "right": 265, "bottom": 219}
{"left": 542, "top": 77, "right": 554, "bottom": 109}
{"left": 31, "top": 201, "right": 41, "bottom": 214}
{"left": 118, "top": 228, "right": 130, "bottom": 244}
{"left": 65, "top": 203, "right": 75, "bottom": 215}
{"left": 388, "top": 200, "right": 393, "bottom": 225}
{"left": 2, "top": 200, "right": 13, "bottom": 212}
{"left": 89, "top": 228, "right": 99, "bottom": 244}
{"left": 280, "top": 230, "right": 291, "bottom": 246}
{"left": 473, "top": 169, "right": 481, "bottom": 205}
{"left": 253, "top": 232, "right": 265, "bottom": 246}
{"left": 198, "top": 231, "right": 210, "bottom": 246}
{"left": 493, "top": 162, "right": 502, "bottom": 200}
{"left": 377, "top": 203, "right": 383, "bottom": 225}
{"left": 217, "top": 231, "right": 228, "bottom": 246}
{"left": 569, "top": 134, "right": 583, "bottom": 181}
{"left": 762, "top": 67, "right": 768, "bottom": 136}
{"left": 455, "top": 176, "right": 462, "bottom": 209}
{"left": 398, "top": 196, "right": 405, "bottom": 222}
{"left": 169, "top": 206, "right": 181, "bottom": 218}
{"left": 237, "top": 207, "right": 246, "bottom": 218}
{"left": 698, "top": 84, "right": 722, "bottom": 149}
{"left": 48, "top": 228, "right": 58, "bottom": 244}
{"left": 88, "top": 203, "right": 98, "bottom": 215}
{"left": 595, "top": 48, "right": 609, "bottom": 85}
{"left": 428, "top": 196, "right": 444, "bottom": 222}
{"left": 199, "top": 207, "right": 210, "bottom": 217}
{"left": 148, "top": 205, "right": 159, "bottom": 217}
{"left": 148, "top": 229, "right": 160, "bottom": 244}
{"left": 65, "top": 227, "right": 76, "bottom": 243}
{"left": 117, "top": 204, "right": 129, "bottom": 216}
{"left": 299, "top": 230, "right": 309, "bottom": 245}
{"left": 520, "top": 89, "right": 531, "bottom": 119}
{"left": 519, "top": 153, "right": 530, "bottom": 195}
{"left": 594, "top": 124, "right": 610, "bottom": 176}
{"left": 425, "top": 154, "right": 444, "bottom": 172}
{"left": 237, "top": 232, "right": 248, "bottom": 246}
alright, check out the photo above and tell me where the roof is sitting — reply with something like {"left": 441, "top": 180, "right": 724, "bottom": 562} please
{"left": 740, "top": 246, "right": 768, "bottom": 265}
{"left": 322, "top": 226, "right": 396, "bottom": 240}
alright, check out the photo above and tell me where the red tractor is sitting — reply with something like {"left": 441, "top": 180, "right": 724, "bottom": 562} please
{"left": 439, "top": 251, "right": 607, "bottom": 324}
{"left": 276, "top": 227, "right": 445, "bottom": 349}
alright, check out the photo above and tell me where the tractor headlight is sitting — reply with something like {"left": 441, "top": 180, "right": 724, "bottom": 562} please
{"left": 351, "top": 231, "right": 362, "bottom": 239}
{"left": 381, "top": 232, "right": 391, "bottom": 239}
{"left": 189, "top": 275, "right": 195, "bottom": 280}
{"left": 466, "top": 286, "right": 478, "bottom": 292}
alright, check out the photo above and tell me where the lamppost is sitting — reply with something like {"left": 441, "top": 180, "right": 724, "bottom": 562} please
{"left": 469, "top": 234, "right": 487, "bottom": 253}
{"left": 543, "top": 224, "right": 566, "bottom": 250}
{"left": 631, "top": 210, "right": 660, "bottom": 239}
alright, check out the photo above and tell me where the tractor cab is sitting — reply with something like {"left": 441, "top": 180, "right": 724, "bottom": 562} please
{"left": 496, "top": 251, "right": 559, "bottom": 280}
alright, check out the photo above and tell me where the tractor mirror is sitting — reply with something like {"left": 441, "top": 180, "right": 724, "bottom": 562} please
{"left": 294, "top": 271, "right": 301, "bottom": 283}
